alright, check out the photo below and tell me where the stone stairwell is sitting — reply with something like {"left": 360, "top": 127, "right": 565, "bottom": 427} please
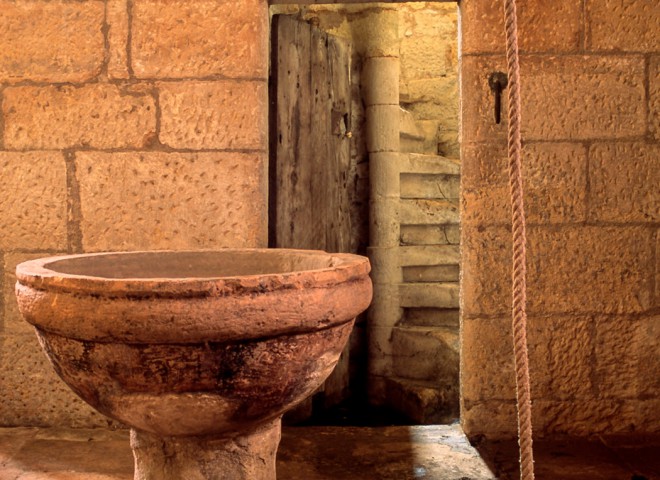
{"left": 386, "top": 108, "right": 460, "bottom": 424}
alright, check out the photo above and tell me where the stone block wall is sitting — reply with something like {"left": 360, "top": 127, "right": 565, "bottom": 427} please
{"left": 0, "top": 0, "right": 268, "bottom": 427}
{"left": 460, "top": 0, "right": 659, "bottom": 438}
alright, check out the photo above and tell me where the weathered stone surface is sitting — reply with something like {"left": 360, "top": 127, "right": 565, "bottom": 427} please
{"left": 461, "top": 318, "right": 516, "bottom": 402}
{"left": 158, "top": 81, "right": 267, "bottom": 150}
{"left": 533, "top": 399, "right": 639, "bottom": 436}
{"left": 384, "top": 376, "right": 458, "bottom": 424}
{"left": 460, "top": 0, "right": 581, "bottom": 54}
{"left": 401, "top": 173, "right": 459, "bottom": 200}
{"left": 0, "top": 334, "right": 110, "bottom": 428}
{"left": 3, "top": 85, "right": 156, "bottom": 150}
{"left": 4, "top": 254, "right": 60, "bottom": 335}
{"left": 651, "top": 56, "right": 660, "bottom": 141}
{"left": 461, "top": 401, "right": 517, "bottom": 440}
{"left": 131, "top": 419, "right": 280, "bottom": 480}
{"left": 400, "top": 199, "right": 459, "bottom": 225}
{"left": 399, "top": 4, "right": 457, "bottom": 78}
{"left": 461, "top": 55, "right": 646, "bottom": 142}
{"left": 527, "top": 227, "right": 654, "bottom": 315}
{"left": 0, "top": 1, "right": 104, "bottom": 83}
{"left": 399, "top": 282, "right": 459, "bottom": 308}
{"left": 403, "top": 265, "right": 459, "bottom": 283}
{"left": 392, "top": 326, "right": 458, "bottom": 383}
{"left": 0, "top": 152, "right": 67, "bottom": 250}
{"left": 461, "top": 142, "right": 587, "bottom": 225}
{"left": 0, "top": 425, "right": 500, "bottom": 480}
{"left": 399, "top": 245, "right": 459, "bottom": 267}
{"left": 401, "top": 308, "right": 459, "bottom": 328}
{"left": 400, "top": 225, "right": 459, "bottom": 245}
{"left": 594, "top": 316, "right": 659, "bottom": 399}
{"left": 131, "top": 0, "right": 268, "bottom": 79}
{"left": 586, "top": 0, "right": 660, "bottom": 52}
{"left": 528, "top": 316, "right": 594, "bottom": 400}
{"left": 107, "top": 0, "right": 130, "bottom": 79}
{"left": 462, "top": 225, "right": 654, "bottom": 316}
{"left": 75, "top": 151, "right": 266, "bottom": 251}
{"left": 589, "top": 143, "right": 660, "bottom": 223}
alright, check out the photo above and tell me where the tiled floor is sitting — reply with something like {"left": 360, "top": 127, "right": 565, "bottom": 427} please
{"left": 0, "top": 425, "right": 658, "bottom": 479}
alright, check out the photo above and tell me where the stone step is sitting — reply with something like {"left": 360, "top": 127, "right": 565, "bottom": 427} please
{"left": 399, "top": 245, "right": 460, "bottom": 266}
{"left": 403, "top": 265, "right": 459, "bottom": 283}
{"left": 399, "top": 282, "right": 459, "bottom": 308}
{"left": 400, "top": 199, "right": 459, "bottom": 225}
{"left": 391, "top": 325, "right": 459, "bottom": 386}
{"left": 399, "top": 107, "right": 425, "bottom": 141}
{"left": 399, "top": 153, "right": 460, "bottom": 175}
{"left": 384, "top": 376, "right": 459, "bottom": 425}
{"left": 400, "top": 173, "right": 460, "bottom": 200}
{"left": 400, "top": 224, "right": 460, "bottom": 246}
{"left": 401, "top": 308, "right": 460, "bottom": 328}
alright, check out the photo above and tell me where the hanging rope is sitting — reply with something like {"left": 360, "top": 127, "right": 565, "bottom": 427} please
{"left": 502, "top": 0, "right": 535, "bottom": 479}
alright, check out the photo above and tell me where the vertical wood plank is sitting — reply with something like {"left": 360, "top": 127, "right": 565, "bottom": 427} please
{"left": 271, "top": 14, "right": 354, "bottom": 416}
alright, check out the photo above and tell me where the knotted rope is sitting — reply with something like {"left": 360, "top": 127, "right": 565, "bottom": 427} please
{"left": 503, "top": 0, "right": 535, "bottom": 478}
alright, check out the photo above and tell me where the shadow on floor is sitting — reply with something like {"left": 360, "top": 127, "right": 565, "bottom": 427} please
{"left": 471, "top": 434, "right": 660, "bottom": 480}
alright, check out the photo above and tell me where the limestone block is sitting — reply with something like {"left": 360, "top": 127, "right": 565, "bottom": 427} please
{"left": 0, "top": 152, "right": 67, "bottom": 250}
{"left": 361, "top": 57, "right": 399, "bottom": 106}
{"left": 533, "top": 399, "right": 638, "bottom": 436}
{"left": 384, "top": 377, "right": 458, "bottom": 424}
{"left": 594, "top": 316, "right": 659, "bottom": 399}
{"left": 461, "top": 225, "right": 654, "bottom": 317}
{"left": 158, "top": 81, "right": 267, "bottom": 150}
{"left": 461, "top": 318, "right": 516, "bottom": 402}
{"left": 75, "top": 151, "right": 266, "bottom": 252}
{"left": 349, "top": 8, "right": 399, "bottom": 58}
{"left": 0, "top": 334, "right": 109, "bottom": 428}
{"left": 401, "top": 173, "right": 459, "bottom": 200}
{"left": 400, "top": 78, "right": 458, "bottom": 115}
{"left": 403, "top": 265, "right": 459, "bottom": 283}
{"left": 401, "top": 34, "right": 453, "bottom": 81}
{"left": 461, "top": 400, "right": 517, "bottom": 440}
{"left": 399, "top": 282, "right": 459, "bottom": 309}
{"left": 391, "top": 326, "right": 458, "bottom": 383}
{"left": 586, "top": 0, "right": 660, "bottom": 52}
{"left": 461, "top": 55, "right": 646, "bottom": 142}
{"left": 0, "top": 0, "right": 104, "bottom": 83}
{"left": 401, "top": 308, "right": 459, "bottom": 328}
{"left": 399, "top": 245, "right": 460, "bottom": 267}
{"left": 107, "top": 0, "right": 130, "bottom": 79}
{"left": 3, "top": 85, "right": 156, "bottom": 150}
{"left": 369, "top": 197, "right": 399, "bottom": 247}
{"left": 368, "top": 283, "right": 401, "bottom": 329}
{"left": 527, "top": 316, "right": 594, "bottom": 400}
{"left": 131, "top": 0, "right": 268, "bottom": 79}
{"left": 589, "top": 142, "right": 659, "bottom": 223}
{"left": 400, "top": 225, "right": 459, "bottom": 246}
{"left": 651, "top": 56, "right": 660, "bottom": 141}
{"left": 4, "top": 254, "right": 63, "bottom": 335}
{"left": 400, "top": 199, "right": 458, "bottom": 226}
{"left": 460, "top": 0, "right": 581, "bottom": 54}
{"left": 366, "top": 105, "right": 400, "bottom": 153}
{"left": 367, "top": 247, "right": 401, "bottom": 285}
{"left": 369, "top": 152, "right": 400, "bottom": 199}
{"left": 461, "top": 142, "right": 587, "bottom": 225}
{"left": 368, "top": 327, "right": 394, "bottom": 376}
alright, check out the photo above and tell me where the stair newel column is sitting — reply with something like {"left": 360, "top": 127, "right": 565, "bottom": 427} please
{"left": 361, "top": 7, "right": 402, "bottom": 404}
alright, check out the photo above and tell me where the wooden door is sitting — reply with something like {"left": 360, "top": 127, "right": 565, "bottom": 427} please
{"left": 269, "top": 15, "right": 354, "bottom": 418}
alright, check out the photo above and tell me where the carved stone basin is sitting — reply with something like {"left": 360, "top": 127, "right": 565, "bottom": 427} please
{"left": 15, "top": 249, "right": 372, "bottom": 480}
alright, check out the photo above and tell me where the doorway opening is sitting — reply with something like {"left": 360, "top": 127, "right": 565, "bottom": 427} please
{"left": 269, "top": 2, "right": 460, "bottom": 427}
